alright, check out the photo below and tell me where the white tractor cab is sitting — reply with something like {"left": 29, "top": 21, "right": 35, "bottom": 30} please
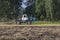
{"left": 16, "top": 14, "right": 32, "bottom": 24}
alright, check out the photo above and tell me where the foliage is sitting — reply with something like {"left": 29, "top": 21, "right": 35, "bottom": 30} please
{"left": 0, "top": 0, "right": 60, "bottom": 21}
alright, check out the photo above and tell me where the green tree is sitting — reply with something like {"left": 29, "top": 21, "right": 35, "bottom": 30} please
{"left": 35, "top": 0, "right": 45, "bottom": 20}
{"left": 44, "top": 0, "right": 53, "bottom": 20}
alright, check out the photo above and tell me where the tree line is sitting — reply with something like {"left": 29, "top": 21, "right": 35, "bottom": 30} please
{"left": 0, "top": 0, "right": 60, "bottom": 21}
{"left": 35, "top": 0, "right": 60, "bottom": 21}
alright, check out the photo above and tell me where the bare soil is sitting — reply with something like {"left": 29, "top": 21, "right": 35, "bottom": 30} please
{"left": 0, "top": 26, "right": 60, "bottom": 40}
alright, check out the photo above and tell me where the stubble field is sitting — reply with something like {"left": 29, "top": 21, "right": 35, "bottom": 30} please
{"left": 0, "top": 26, "right": 60, "bottom": 40}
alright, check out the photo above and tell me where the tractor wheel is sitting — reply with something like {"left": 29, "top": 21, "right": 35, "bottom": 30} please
{"left": 16, "top": 21, "right": 20, "bottom": 24}
{"left": 19, "top": 21, "right": 22, "bottom": 24}
{"left": 27, "top": 21, "right": 32, "bottom": 25}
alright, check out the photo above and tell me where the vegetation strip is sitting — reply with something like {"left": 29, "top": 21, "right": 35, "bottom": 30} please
{"left": 0, "top": 24, "right": 60, "bottom": 27}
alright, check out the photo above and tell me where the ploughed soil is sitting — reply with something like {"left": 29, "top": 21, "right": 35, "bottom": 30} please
{"left": 0, "top": 26, "right": 60, "bottom": 40}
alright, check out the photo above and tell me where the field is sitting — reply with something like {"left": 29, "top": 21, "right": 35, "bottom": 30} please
{"left": 0, "top": 25, "right": 60, "bottom": 40}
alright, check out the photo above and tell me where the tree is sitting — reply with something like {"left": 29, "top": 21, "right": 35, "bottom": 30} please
{"left": 35, "top": 0, "right": 46, "bottom": 20}
{"left": 44, "top": 0, "right": 53, "bottom": 20}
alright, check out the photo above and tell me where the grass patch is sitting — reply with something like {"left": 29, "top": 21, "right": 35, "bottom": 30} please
{"left": 32, "top": 21, "right": 60, "bottom": 24}
{"left": 0, "top": 21, "right": 60, "bottom": 25}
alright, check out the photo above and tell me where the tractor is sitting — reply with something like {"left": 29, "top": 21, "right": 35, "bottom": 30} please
{"left": 16, "top": 14, "right": 32, "bottom": 24}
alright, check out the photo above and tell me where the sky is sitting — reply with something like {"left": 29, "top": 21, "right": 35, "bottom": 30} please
{"left": 21, "top": 0, "right": 28, "bottom": 9}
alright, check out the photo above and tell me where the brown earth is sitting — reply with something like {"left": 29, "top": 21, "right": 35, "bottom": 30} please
{"left": 0, "top": 26, "right": 60, "bottom": 40}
